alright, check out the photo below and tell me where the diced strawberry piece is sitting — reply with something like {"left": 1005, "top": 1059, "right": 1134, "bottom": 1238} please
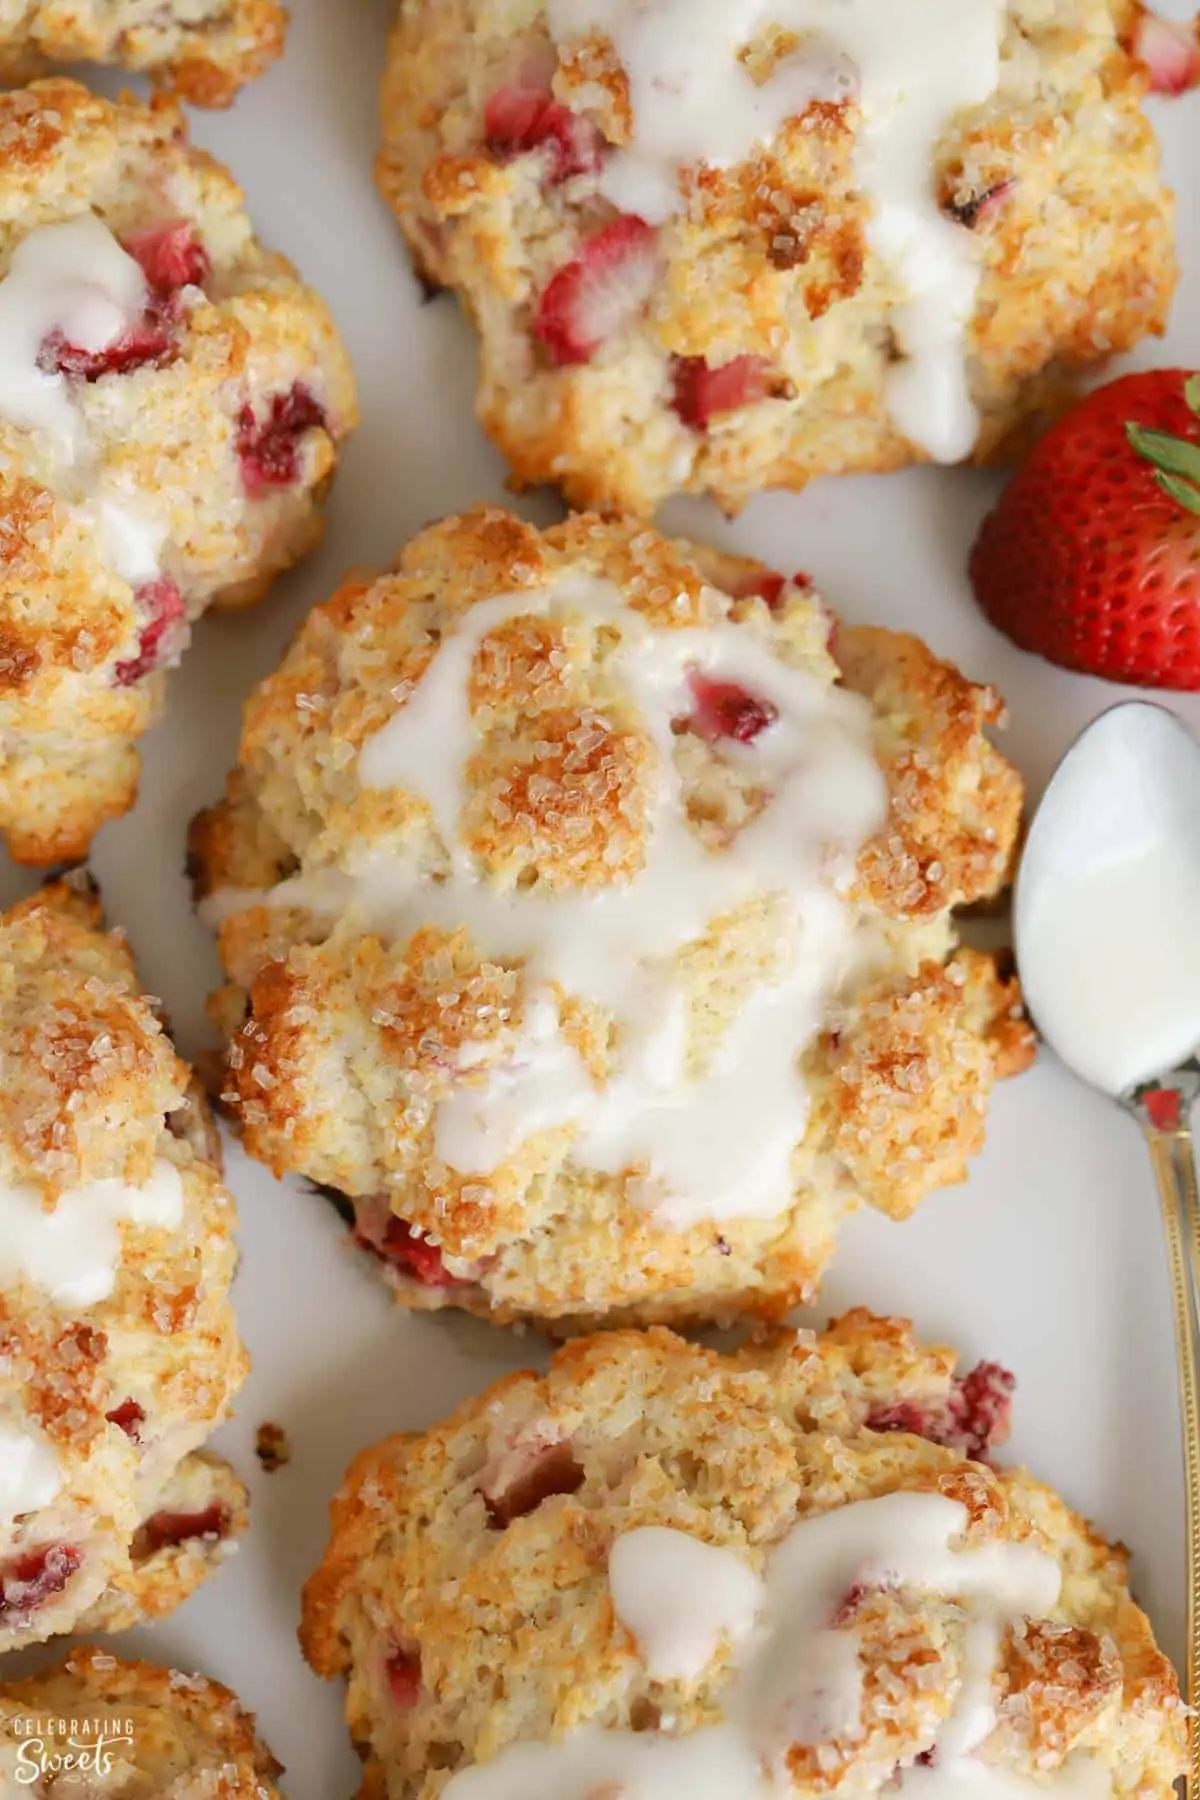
{"left": 377, "top": 1218, "right": 469, "bottom": 1289}
{"left": 113, "top": 577, "right": 187, "bottom": 688}
{"left": 485, "top": 85, "right": 602, "bottom": 182}
{"left": 683, "top": 671, "right": 778, "bottom": 744}
{"left": 747, "top": 572, "right": 786, "bottom": 607}
{"left": 105, "top": 1399, "right": 145, "bottom": 1442}
{"left": 39, "top": 312, "right": 173, "bottom": 381}
{"left": 522, "top": 99, "right": 603, "bottom": 182}
{"left": 135, "top": 1501, "right": 230, "bottom": 1558}
{"left": 481, "top": 1440, "right": 584, "bottom": 1526}
{"left": 485, "top": 85, "right": 546, "bottom": 151}
{"left": 236, "top": 382, "right": 327, "bottom": 495}
{"left": 671, "top": 354, "right": 771, "bottom": 428}
{"left": 534, "top": 216, "right": 659, "bottom": 366}
{"left": 35, "top": 226, "right": 204, "bottom": 380}
{"left": 949, "top": 1362, "right": 1015, "bottom": 1461}
{"left": 1128, "top": 7, "right": 1200, "bottom": 92}
{"left": 385, "top": 1646, "right": 422, "bottom": 1708}
{"left": 723, "top": 568, "right": 814, "bottom": 609}
{"left": 350, "top": 1193, "right": 476, "bottom": 1288}
{"left": 866, "top": 1361, "right": 1014, "bottom": 1463}
{"left": 864, "top": 1400, "right": 929, "bottom": 1438}
{"left": 0, "top": 1545, "right": 82, "bottom": 1624}
{"left": 829, "top": 1580, "right": 873, "bottom": 1627}
{"left": 122, "top": 222, "right": 210, "bottom": 296}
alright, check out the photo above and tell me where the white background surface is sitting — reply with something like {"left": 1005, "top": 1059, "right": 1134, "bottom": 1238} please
{"left": 3, "top": 3, "right": 1200, "bottom": 1795}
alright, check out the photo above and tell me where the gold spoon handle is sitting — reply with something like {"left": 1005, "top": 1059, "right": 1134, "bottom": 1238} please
{"left": 1132, "top": 1071, "right": 1200, "bottom": 1788}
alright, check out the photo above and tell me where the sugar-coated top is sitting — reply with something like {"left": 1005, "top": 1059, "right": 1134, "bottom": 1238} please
{"left": 0, "top": 1157, "right": 184, "bottom": 1309}
{"left": 0, "top": 880, "right": 249, "bottom": 1650}
{"left": 300, "top": 1315, "right": 1187, "bottom": 1800}
{"left": 0, "top": 1646, "right": 285, "bottom": 1799}
{"left": 548, "top": 0, "right": 1004, "bottom": 459}
{"left": 0, "top": 78, "right": 359, "bottom": 868}
{"left": 444, "top": 1492, "right": 1082, "bottom": 1800}
{"left": 0, "top": 214, "right": 167, "bottom": 586}
{"left": 194, "top": 511, "right": 1031, "bottom": 1327}
{"left": 0, "top": 215, "right": 145, "bottom": 443}
{"left": 0, "top": 1, "right": 287, "bottom": 106}
{"left": 212, "top": 570, "right": 888, "bottom": 1226}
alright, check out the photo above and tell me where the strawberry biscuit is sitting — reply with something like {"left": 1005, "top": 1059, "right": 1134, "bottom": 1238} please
{"left": 377, "top": 0, "right": 1176, "bottom": 515}
{"left": 0, "top": 878, "right": 248, "bottom": 1655}
{"left": 301, "top": 1312, "right": 1187, "bottom": 1800}
{"left": 0, "top": 1647, "right": 283, "bottom": 1796}
{"left": 0, "top": 2, "right": 287, "bottom": 106}
{"left": 0, "top": 79, "right": 357, "bottom": 865}
{"left": 190, "top": 509, "right": 1032, "bottom": 1332}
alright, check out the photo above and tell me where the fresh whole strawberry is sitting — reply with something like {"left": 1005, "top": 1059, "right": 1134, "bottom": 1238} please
{"left": 970, "top": 370, "right": 1200, "bottom": 689}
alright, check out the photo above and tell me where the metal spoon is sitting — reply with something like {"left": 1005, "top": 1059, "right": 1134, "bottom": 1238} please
{"left": 1015, "top": 700, "right": 1200, "bottom": 1787}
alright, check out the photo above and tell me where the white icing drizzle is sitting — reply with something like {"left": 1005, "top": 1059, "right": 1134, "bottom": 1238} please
{"left": 0, "top": 213, "right": 169, "bottom": 591}
{"left": 548, "top": 0, "right": 857, "bottom": 222}
{"left": 0, "top": 1158, "right": 186, "bottom": 1309}
{"left": 742, "top": 1493, "right": 1059, "bottom": 1771}
{"left": 547, "top": 0, "right": 1004, "bottom": 460}
{"left": 0, "top": 1420, "right": 62, "bottom": 1524}
{"left": 0, "top": 215, "right": 147, "bottom": 447}
{"left": 229, "top": 574, "right": 886, "bottom": 1227}
{"left": 609, "top": 1528, "right": 761, "bottom": 1680}
{"left": 94, "top": 491, "right": 169, "bottom": 588}
{"left": 445, "top": 1495, "right": 1111, "bottom": 1800}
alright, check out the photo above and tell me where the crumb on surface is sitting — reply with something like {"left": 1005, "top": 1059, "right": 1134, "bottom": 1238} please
{"left": 255, "top": 1422, "right": 291, "bottom": 1474}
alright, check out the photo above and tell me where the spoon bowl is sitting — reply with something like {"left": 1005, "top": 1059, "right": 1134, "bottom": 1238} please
{"left": 1015, "top": 701, "right": 1200, "bottom": 1100}
{"left": 1015, "top": 700, "right": 1200, "bottom": 1794}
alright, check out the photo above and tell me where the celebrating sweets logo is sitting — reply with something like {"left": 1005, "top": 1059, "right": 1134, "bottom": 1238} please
{"left": 7, "top": 1714, "right": 135, "bottom": 1784}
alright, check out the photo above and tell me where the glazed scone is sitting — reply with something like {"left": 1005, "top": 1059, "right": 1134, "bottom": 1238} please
{"left": 0, "top": 878, "right": 249, "bottom": 1655}
{"left": 0, "top": 78, "right": 358, "bottom": 865}
{"left": 0, "top": 1646, "right": 283, "bottom": 1796}
{"left": 0, "top": 2, "right": 287, "bottom": 106}
{"left": 377, "top": 0, "right": 1176, "bottom": 515}
{"left": 190, "top": 508, "right": 1033, "bottom": 1332}
{"left": 301, "top": 1312, "right": 1187, "bottom": 1800}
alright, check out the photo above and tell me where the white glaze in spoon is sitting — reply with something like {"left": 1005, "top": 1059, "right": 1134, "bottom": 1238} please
{"left": 1015, "top": 699, "right": 1200, "bottom": 1791}
{"left": 1016, "top": 702, "right": 1200, "bottom": 1098}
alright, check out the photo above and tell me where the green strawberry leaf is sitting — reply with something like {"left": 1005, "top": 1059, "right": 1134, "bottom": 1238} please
{"left": 1125, "top": 421, "right": 1200, "bottom": 486}
{"left": 1152, "top": 469, "right": 1200, "bottom": 516}
{"left": 1126, "top": 408, "right": 1200, "bottom": 518}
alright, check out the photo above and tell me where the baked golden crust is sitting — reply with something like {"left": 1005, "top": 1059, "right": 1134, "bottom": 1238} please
{"left": 376, "top": 0, "right": 1175, "bottom": 515}
{"left": 0, "top": 2, "right": 287, "bottom": 105}
{"left": 836, "top": 627, "right": 1023, "bottom": 921}
{"left": 0, "top": 878, "right": 249, "bottom": 1653}
{"left": 0, "top": 79, "right": 358, "bottom": 865}
{"left": 300, "top": 1312, "right": 1186, "bottom": 1800}
{"left": 74, "top": 1451, "right": 250, "bottom": 1636}
{"left": 0, "top": 1646, "right": 283, "bottom": 1796}
{"left": 191, "top": 509, "right": 1034, "bottom": 1330}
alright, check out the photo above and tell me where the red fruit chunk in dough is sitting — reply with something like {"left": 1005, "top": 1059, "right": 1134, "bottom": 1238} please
{"left": 237, "top": 383, "right": 327, "bottom": 495}
{"left": 0, "top": 1544, "right": 82, "bottom": 1623}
